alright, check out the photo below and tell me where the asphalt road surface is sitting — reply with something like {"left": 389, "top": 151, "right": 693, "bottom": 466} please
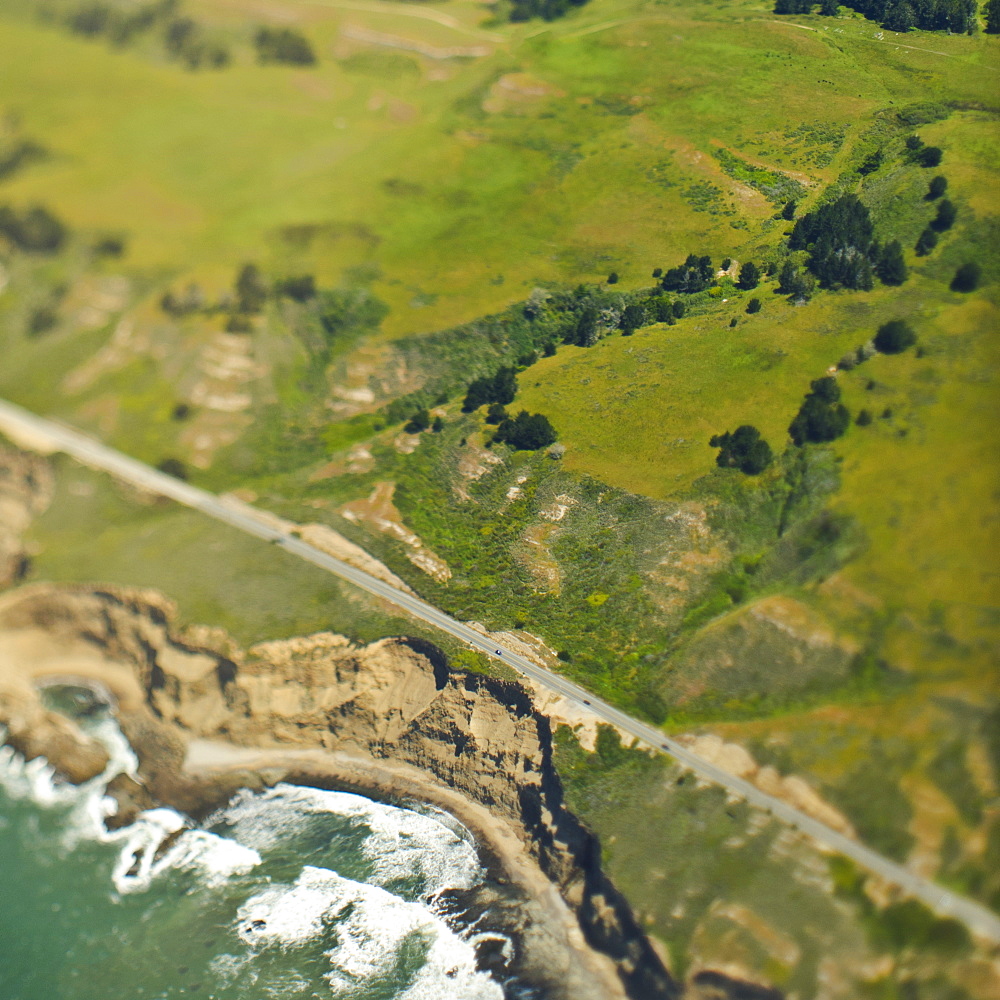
{"left": 2, "top": 396, "right": 998, "bottom": 944}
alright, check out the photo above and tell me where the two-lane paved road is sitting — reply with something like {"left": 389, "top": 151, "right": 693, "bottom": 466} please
{"left": 2, "top": 396, "right": 998, "bottom": 944}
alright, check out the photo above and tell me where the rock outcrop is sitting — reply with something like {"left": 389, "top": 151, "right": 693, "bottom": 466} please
{"left": 0, "top": 582, "right": 679, "bottom": 1000}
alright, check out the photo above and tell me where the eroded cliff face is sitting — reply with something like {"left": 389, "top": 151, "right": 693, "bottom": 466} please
{"left": 0, "top": 583, "right": 678, "bottom": 1000}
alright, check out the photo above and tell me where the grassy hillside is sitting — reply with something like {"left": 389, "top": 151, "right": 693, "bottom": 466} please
{"left": 1, "top": 0, "right": 999, "bottom": 989}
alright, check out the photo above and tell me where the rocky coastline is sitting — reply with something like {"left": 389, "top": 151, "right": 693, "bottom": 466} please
{"left": 0, "top": 580, "right": 678, "bottom": 1000}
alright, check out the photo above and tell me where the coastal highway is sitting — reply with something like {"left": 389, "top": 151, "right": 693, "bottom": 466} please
{"left": 2, "top": 396, "right": 999, "bottom": 944}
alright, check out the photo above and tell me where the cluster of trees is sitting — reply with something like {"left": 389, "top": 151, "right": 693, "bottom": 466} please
{"left": 164, "top": 16, "right": 229, "bottom": 69}
{"left": 710, "top": 426, "right": 774, "bottom": 475}
{"left": 508, "top": 0, "right": 591, "bottom": 22}
{"left": 788, "top": 194, "right": 911, "bottom": 291}
{"left": 493, "top": 410, "right": 557, "bottom": 450}
{"left": 462, "top": 366, "right": 518, "bottom": 411}
{"left": 775, "top": 0, "right": 979, "bottom": 33}
{"left": 63, "top": 1, "right": 229, "bottom": 68}
{"left": 789, "top": 377, "right": 851, "bottom": 446}
{"left": 660, "top": 254, "right": 715, "bottom": 294}
{"left": 254, "top": 27, "right": 316, "bottom": 65}
{"left": 0, "top": 204, "right": 67, "bottom": 253}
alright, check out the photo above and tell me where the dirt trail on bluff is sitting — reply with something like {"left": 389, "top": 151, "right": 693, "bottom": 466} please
{"left": 0, "top": 582, "right": 679, "bottom": 1000}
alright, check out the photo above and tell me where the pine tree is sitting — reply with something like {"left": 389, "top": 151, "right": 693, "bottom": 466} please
{"left": 737, "top": 261, "right": 761, "bottom": 290}
{"left": 914, "top": 228, "right": 938, "bottom": 256}
{"left": 876, "top": 240, "right": 907, "bottom": 286}
{"left": 988, "top": 0, "right": 1000, "bottom": 33}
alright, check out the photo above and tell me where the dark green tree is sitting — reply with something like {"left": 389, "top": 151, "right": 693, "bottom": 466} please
{"left": 620, "top": 302, "right": 646, "bottom": 334}
{"left": 275, "top": 274, "right": 315, "bottom": 301}
{"left": 574, "top": 306, "right": 600, "bottom": 346}
{"left": 988, "top": 0, "right": 1000, "bottom": 32}
{"left": 737, "top": 261, "right": 761, "bottom": 290}
{"left": 710, "top": 425, "right": 774, "bottom": 475}
{"left": 876, "top": 240, "right": 907, "bottom": 285}
{"left": 485, "top": 402, "right": 508, "bottom": 425}
{"left": 405, "top": 409, "right": 431, "bottom": 433}
{"left": 494, "top": 411, "right": 557, "bottom": 450}
{"left": 782, "top": 199, "right": 797, "bottom": 220}
{"left": 255, "top": 27, "right": 316, "bottom": 65}
{"left": 157, "top": 457, "right": 188, "bottom": 480}
{"left": 432, "top": 416, "right": 444, "bottom": 433}
{"left": 672, "top": 300, "right": 686, "bottom": 319}
{"left": 746, "top": 297, "right": 762, "bottom": 314}
{"left": 930, "top": 199, "right": 957, "bottom": 232}
{"left": 926, "top": 175, "right": 947, "bottom": 200}
{"left": 874, "top": 319, "right": 916, "bottom": 353}
{"left": 950, "top": 262, "right": 981, "bottom": 292}
{"left": 0, "top": 204, "right": 67, "bottom": 253}
{"left": 856, "top": 408, "right": 873, "bottom": 426}
{"left": 914, "top": 228, "right": 938, "bottom": 256}
{"left": 918, "top": 146, "right": 943, "bottom": 168}
{"left": 858, "top": 149, "right": 884, "bottom": 175}
{"left": 607, "top": 271, "right": 619, "bottom": 284}
{"left": 235, "top": 263, "right": 267, "bottom": 313}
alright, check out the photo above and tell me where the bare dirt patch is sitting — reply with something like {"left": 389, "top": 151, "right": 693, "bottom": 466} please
{"left": 340, "top": 481, "right": 451, "bottom": 582}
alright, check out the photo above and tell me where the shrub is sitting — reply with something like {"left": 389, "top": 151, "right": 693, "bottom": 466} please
{"left": 672, "top": 300, "right": 686, "bottom": 319}
{"left": 729, "top": 317, "right": 738, "bottom": 328}
{"left": 606, "top": 271, "right": 619, "bottom": 285}
{"left": 235, "top": 263, "right": 267, "bottom": 313}
{"left": 93, "top": 234, "right": 125, "bottom": 257}
{"left": 0, "top": 203, "right": 67, "bottom": 253}
{"left": 746, "top": 297, "right": 761, "bottom": 314}
{"left": 255, "top": 26, "right": 316, "bottom": 65}
{"left": 950, "top": 262, "right": 981, "bottom": 293}
{"left": 405, "top": 409, "right": 430, "bottom": 433}
{"left": 274, "top": 274, "right": 316, "bottom": 301}
{"left": 856, "top": 409, "right": 873, "bottom": 426}
{"left": 874, "top": 320, "right": 916, "bottom": 354}
{"left": 27, "top": 306, "right": 58, "bottom": 337}
{"left": 432, "top": 416, "right": 444, "bottom": 433}
{"left": 225, "top": 313, "right": 252, "bottom": 333}
{"left": 781, "top": 199, "right": 796, "bottom": 219}
{"left": 157, "top": 457, "right": 188, "bottom": 480}
{"left": 463, "top": 366, "right": 517, "bottom": 411}
{"left": 651, "top": 267, "right": 662, "bottom": 278}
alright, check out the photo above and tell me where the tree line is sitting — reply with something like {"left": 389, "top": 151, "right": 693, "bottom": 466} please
{"left": 774, "top": 0, "right": 980, "bottom": 33}
{"left": 54, "top": 1, "right": 316, "bottom": 69}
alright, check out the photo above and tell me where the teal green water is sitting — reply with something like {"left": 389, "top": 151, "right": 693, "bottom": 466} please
{"left": 0, "top": 689, "right": 509, "bottom": 1000}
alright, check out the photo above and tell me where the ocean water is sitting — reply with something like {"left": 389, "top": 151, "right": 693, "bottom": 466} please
{"left": 0, "top": 686, "right": 510, "bottom": 1000}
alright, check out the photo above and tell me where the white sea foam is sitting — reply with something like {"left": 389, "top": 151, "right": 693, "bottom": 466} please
{"left": 216, "top": 783, "right": 483, "bottom": 897}
{"left": 237, "top": 866, "right": 504, "bottom": 1000}
{"left": 107, "top": 807, "right": 261, "bottom": 894}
